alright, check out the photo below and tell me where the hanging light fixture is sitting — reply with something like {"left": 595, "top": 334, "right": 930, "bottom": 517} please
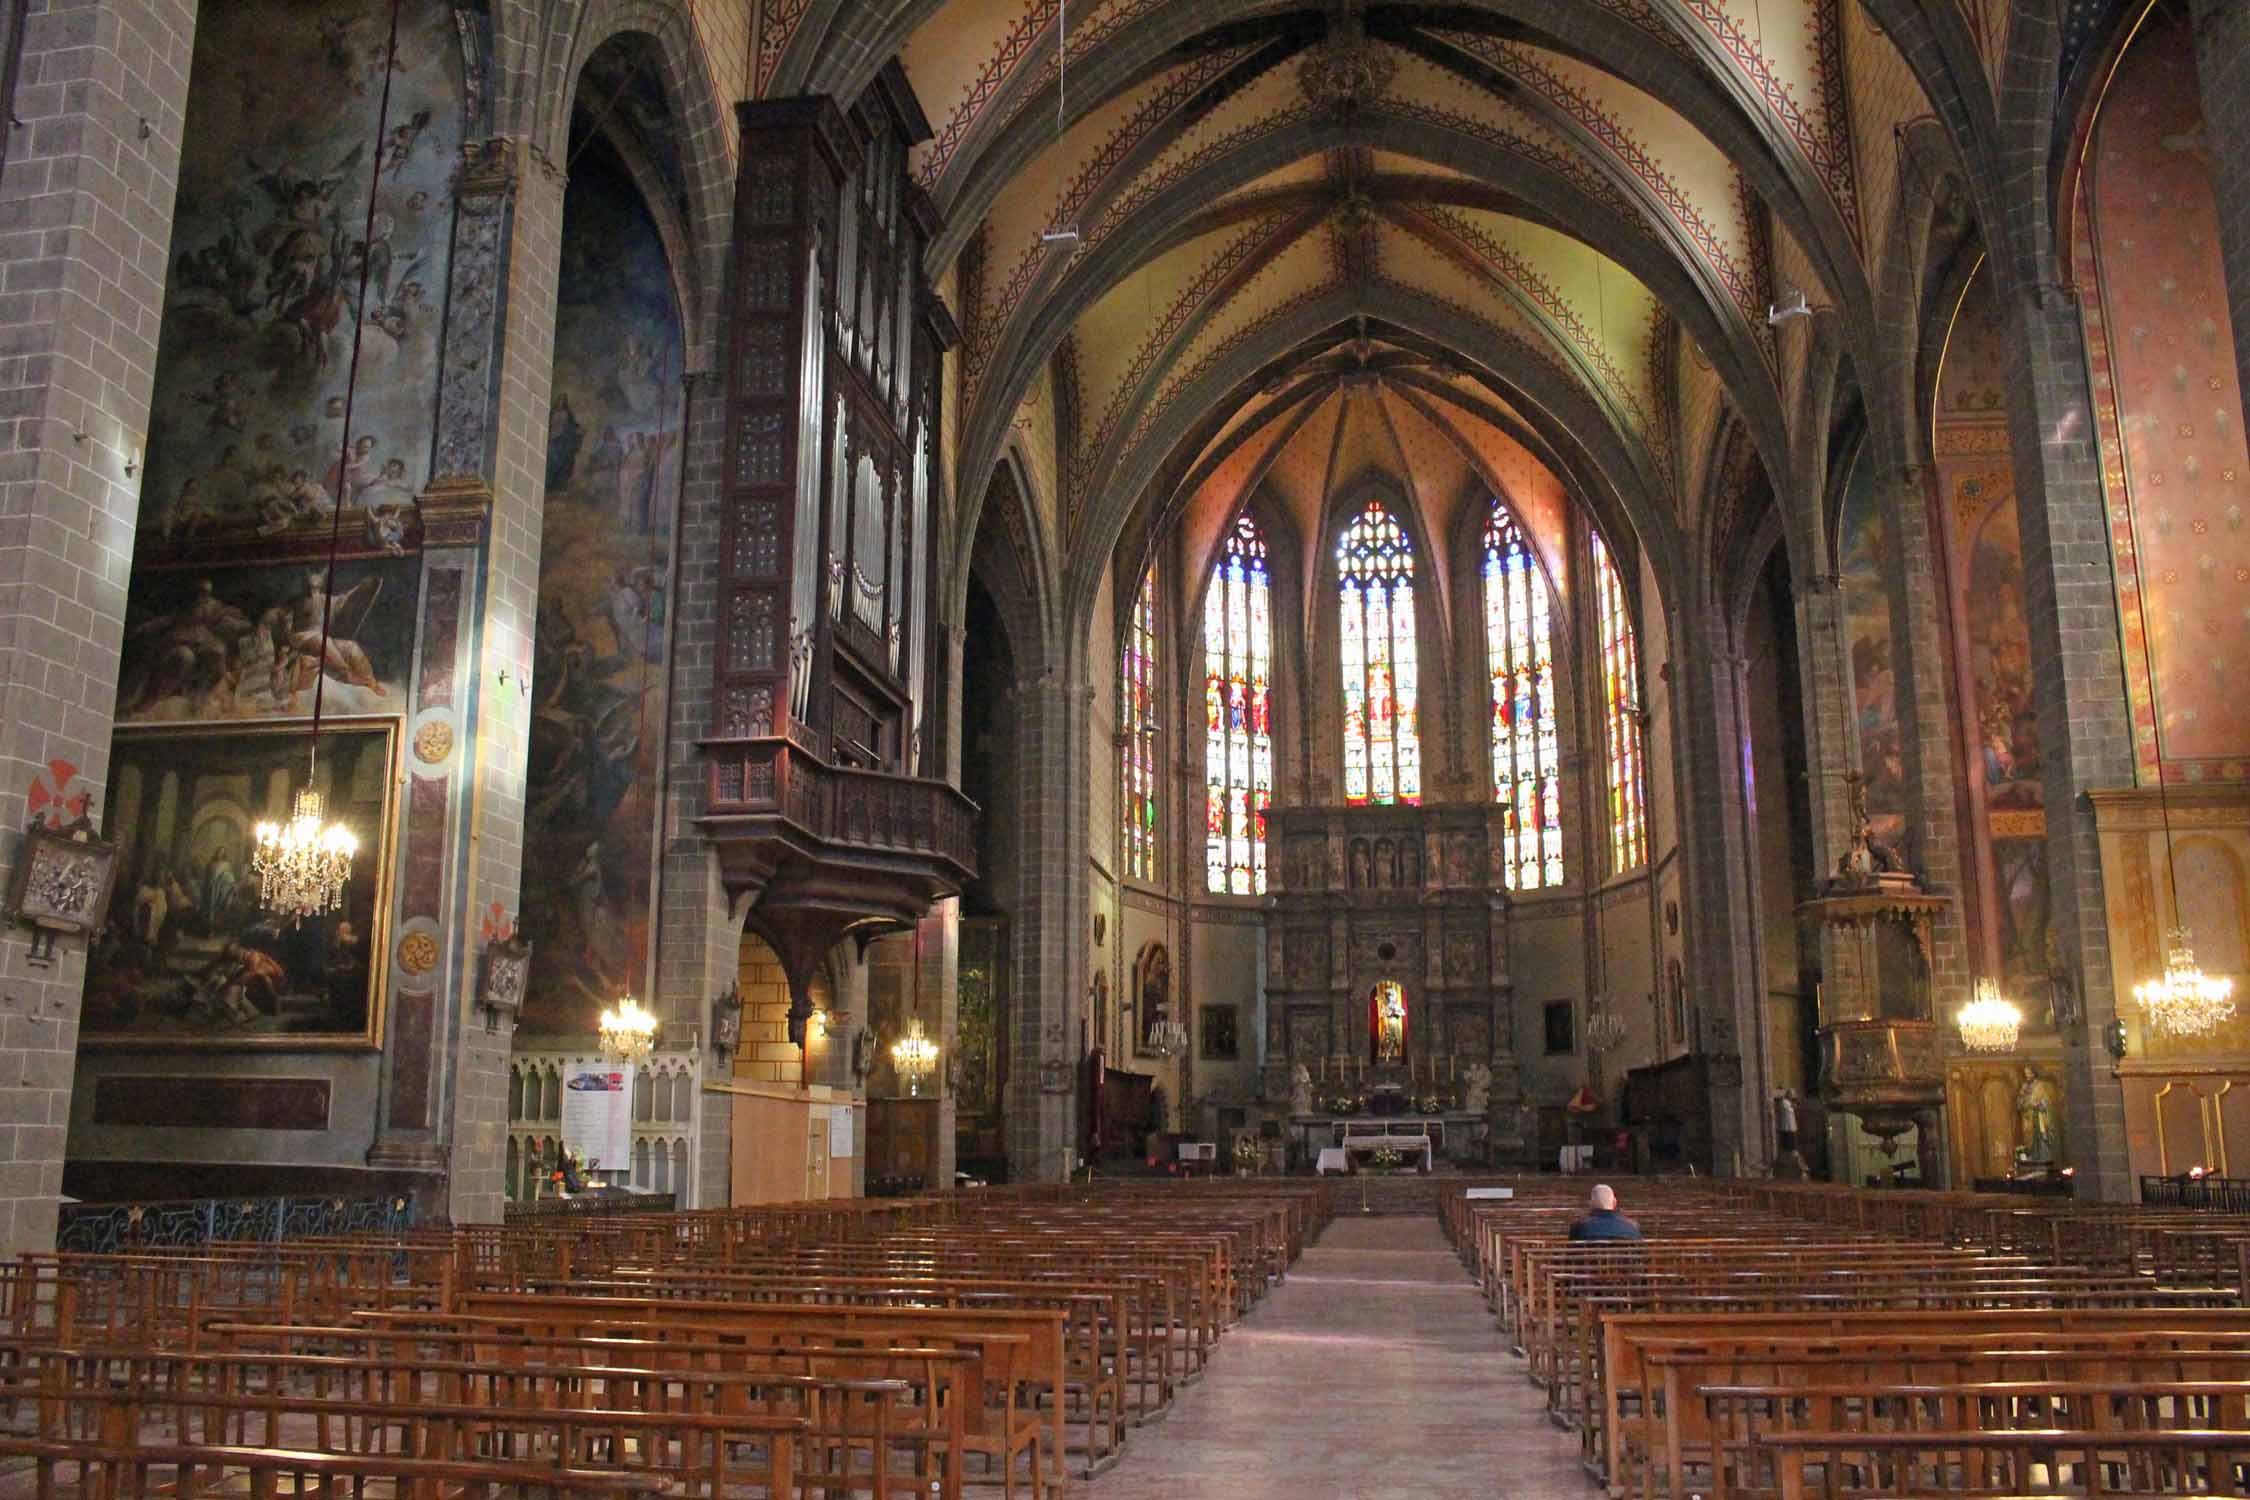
{"left": 1584, "top": 1007, "right": 1627, "bottom": 1054}
{"left": 891, "top": 917, "right": 942, "bottom": 1095}
{"left": 2112, "top": 306, "right": 2238, "bottom": 1043}
{"left": 1956, "top": 977, "right": 2023, "bottom": 1052}
{"left": 2136, "top": 927, "right": 2237, "bottom": 1038}
{"left": 598, "top": 994, "right": 659, "bottom": 1067}
{"left": 252, "top": 786, "right": 358, "bottom": 918}
{"left": 255, "top": 0, "right": 404, "bottom": 921}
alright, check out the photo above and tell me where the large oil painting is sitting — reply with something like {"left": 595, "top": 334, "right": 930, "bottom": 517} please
{"left": 1836, "top": 450, "right": 1905, "bottom": 847}
{"left": 516, "top": 137, "right": 685, "bottom": 1032}
{"left": 141, "top": 0, "right": 460, "bottom": 545}
{"left": 115, "top": 556, "right": 421, "bottom": 724}
{"left": 82, "top": 722, "right": 397, "bottom": 1047}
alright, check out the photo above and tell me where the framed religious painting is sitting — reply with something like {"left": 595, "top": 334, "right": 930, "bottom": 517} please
{"left": 81, "top": 720, "right": 399, "bottom": 1049}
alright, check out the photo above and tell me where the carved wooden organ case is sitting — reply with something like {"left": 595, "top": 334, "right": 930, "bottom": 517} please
{"left": 700, "top": 69, "right": 975, "bottom": 1031}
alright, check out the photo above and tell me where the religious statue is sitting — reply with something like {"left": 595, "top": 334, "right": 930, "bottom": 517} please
{"left": 1373, "top": 981, "right": 1406, "bottom": 1063}
{"left": 2015, "top": 1065, "right": 2060, "bottom": 1164}
{"left": 1462, "top": 1061, "right": 1492, "bottom": 1117}
{"left": 1290, "top": 1063, "right": 1313, "bottom": 1117}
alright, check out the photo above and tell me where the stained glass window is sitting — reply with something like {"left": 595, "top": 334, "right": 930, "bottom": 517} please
{"left": 1121, "top": 566, "right": 1159, "bottom": 882}
{"left": 1592, "top": 529, "right": 1647, "bottom": 873}
{"left": 1338, "top": 500, "right": 1421, "bottom": 806}
{"left": 1485, "top": 502, "right": 1562, "bottom": 889}
{"left": 1204, "top": 515, "right": 1272, "bottom": 895}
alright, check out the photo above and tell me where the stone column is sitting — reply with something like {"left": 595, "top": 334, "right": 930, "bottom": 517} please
{"left": 1885, "top": 465, "right": 1971, "bottom": 1017}
{"left": 1670, "top": 600, "right": 1765, "bottom": 1174}
{"left": 2192, "top": 0, "right": 2250, "bottom": 407}
{"left": 1795, "top": 578, "right": 1877, "bottom": 1021}
{"left": 442, "top": 143, "right": 567, "bottom": 1225}
{"left": 0, "top": 0, "right": 194, "bottom": 1253}
{"left": 2002, "top": 284, "right": 2135, "bottom": 1198}
{"left": 1005, "top": 671, "right": 1087, "bottom": 1182}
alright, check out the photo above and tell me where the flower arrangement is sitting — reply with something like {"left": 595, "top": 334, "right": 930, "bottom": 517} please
{"left": 1231, "top": 1136, "right": 1261, "bottom": 1173}
{"left": 1367, "top": 1147, "right": 1404, "bottom": 1173}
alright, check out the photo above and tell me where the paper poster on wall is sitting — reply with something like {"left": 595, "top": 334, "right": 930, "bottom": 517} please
{"left": 830, "top": 1104, "right": 855, "bottom": 1160}
{"left": 562, "top": 1065, "right": 633, "bottom": 1168}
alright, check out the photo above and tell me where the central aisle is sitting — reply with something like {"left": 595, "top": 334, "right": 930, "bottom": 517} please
{"left": 1084, "top": 1212, "right": 1588, "bottom": 1499}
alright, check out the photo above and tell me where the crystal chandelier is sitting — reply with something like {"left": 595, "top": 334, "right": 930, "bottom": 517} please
{"left": 891, "top": 1015, "right": 939, "bottom": 1095}
{"left": 1956, "top": 978, "right": 2023, "bottom": 1052}
{"left": 1584, "top": 1005, "right": 1627, "bottom": 1054}
{"left": 1148, "top": 1012, "right": 1190, "bottom": 1059}
{"left": 251, "top": 784, "right": 357, "bottom": 919}
{"left": 2135, "top": 926, "right": 2237, "bottom": 1038}
{"left": 598, "top": 994, "right": 659, "bottom": 1066}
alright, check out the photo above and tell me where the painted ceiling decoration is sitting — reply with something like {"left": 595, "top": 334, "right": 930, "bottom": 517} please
{"left": 735, "top": 0, "right": 2039, "bottom": 632}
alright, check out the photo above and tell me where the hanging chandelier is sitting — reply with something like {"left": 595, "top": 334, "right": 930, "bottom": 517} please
{"left": 2135, "top": 926, "right": 2237, "bottom": 1038}
{"left": 892, "top": 1015, "right": 939, "bottom": 1094}
{"left": 1148, "top": 1011, "right": 1189, "bottom": 1059}
{"left": 598, "top": 994, "right": 659, "bottom": 1066}
{"left": 1956, "top": 978, "right": 2023, "bottom": 1052}
{"left": 1584, "top": 1004, "right": 1627, "bottom": 1054}
{"left": 251, "top": 785, "right": 357, "bottom": 919}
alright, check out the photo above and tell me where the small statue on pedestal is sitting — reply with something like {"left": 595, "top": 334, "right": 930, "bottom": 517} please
{"left": 1462, "top": 1061, "right": 1492, "bottom": 1117}
{"left": 1290, "top": 1062, "right": 1313, "bottom": 1117}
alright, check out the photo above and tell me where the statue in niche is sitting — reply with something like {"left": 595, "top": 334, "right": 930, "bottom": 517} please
{"left": 1462, "top": 1061, "right": 1492, "bottom": 1117}
{"left": 1401, "top": 838, "right": 1421, "bottom": 889}
{"left": 1372, "top": 981, "right": 1406, "bottom": 1063}
{"left": 2015, "top": 1065, "right": 2060, "bottom": 1164}
{"left": 1290, "top": 1063, "right": 1313, "bottom": 1117}
{"left": 1373, "top": 839, "right": 1393, "bottom": 889}
{"left": 1349, "top": 841, "right": 1371, "bottom": 890}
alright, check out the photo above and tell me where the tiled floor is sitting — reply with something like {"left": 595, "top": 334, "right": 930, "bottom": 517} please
{"left": 1083, "top": 1213, "right": 1594, "bottom": 1499}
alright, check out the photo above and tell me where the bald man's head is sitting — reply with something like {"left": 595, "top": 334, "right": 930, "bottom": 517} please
{"left": 1589, "top": 1184, "right": 1618, "bottom": 1212}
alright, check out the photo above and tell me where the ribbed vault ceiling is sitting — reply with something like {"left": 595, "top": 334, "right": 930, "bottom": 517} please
{"left": 883, "top": 0, "right": 1877, "bottom": 604}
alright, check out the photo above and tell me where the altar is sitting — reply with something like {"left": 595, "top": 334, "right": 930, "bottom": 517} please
{"left": 1293, "top": 1113, "right": 1488, "bottom": 1171}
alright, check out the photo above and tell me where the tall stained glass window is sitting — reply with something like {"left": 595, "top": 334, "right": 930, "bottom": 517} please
{"left": 1121, "top": 566, "right": 1159, "bottom": 882}
{"left": 1591, "top": 529, "right": 1647, "bottom": 873}
{"left": 1203, "top": 515, "right": 1272, "bottom": 894}
{"left": 1485, "top": 502, "right": 1562, "bottom": 889}
{"left": 1338, "top": 500, "right": 1422, "bottom": 806}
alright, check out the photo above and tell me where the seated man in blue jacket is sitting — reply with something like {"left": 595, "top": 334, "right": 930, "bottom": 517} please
{"left": 1566, "top": 1183, "right": 1643, "bottom": 1241}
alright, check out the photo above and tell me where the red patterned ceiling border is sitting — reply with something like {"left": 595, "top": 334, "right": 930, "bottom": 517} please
{"left": 756, "top": 0, "right": 813, "bottom": 95}
{"left": 1645, "top": 305, "right": 1681, "bottom": 483}
{"left": 918, "top": 0, "right": 1181, "bottom": 190}
{"left": 1583, "top": 0, "right": 1699, "bottom": 60}
{"left": 1441, "top": 31, "right": 1761, "bottom": 327}
{"left": 1670, "top": 0, "right": 1862, "bottom": 242}
{"left": 1731, "top": 166, "right": 1778, "bottom": 363}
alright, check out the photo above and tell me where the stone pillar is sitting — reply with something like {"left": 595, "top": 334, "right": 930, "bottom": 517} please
{"left": 0, "top": 0, "right": 194, "bottom": 1252}
{"left": 444, "top": 143, "right": 567, "bottom": 1225}
{"left": 1795, "top": 578, "right": 1878, "bottom": 1021}
{"left": 1885, "top": 466, "right": 1971, "bottom": 1018}
{"left": 2192, "top": 0, "right": 2250, "bottom": 408}
{"left": 1671, "top": 601, "right": 1766, "bottom": 1175}
{"left": 2002, "top": 284, "right": 2135, "bottom": 1198}
{"left": 1005, "top": 672, "right": 1086, "bottom": 1182}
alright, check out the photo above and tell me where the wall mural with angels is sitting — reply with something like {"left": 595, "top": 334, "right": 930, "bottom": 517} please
{"left": 140, "top": 0, "right": 462, "bottom": 547}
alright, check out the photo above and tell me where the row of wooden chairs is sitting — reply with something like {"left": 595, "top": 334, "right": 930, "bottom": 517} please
{"left": 1441, "top": 1178, "right": 2250, "bottom": 1500}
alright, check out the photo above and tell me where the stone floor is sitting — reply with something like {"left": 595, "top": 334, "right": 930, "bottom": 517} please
{"left": 1083, "top": 1212, "right": 1593, "bottom": 1499}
